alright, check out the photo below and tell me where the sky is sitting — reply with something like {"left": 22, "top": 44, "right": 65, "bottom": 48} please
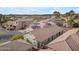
{"left": 0, "top": 7, "right": 79, "bottom": 14}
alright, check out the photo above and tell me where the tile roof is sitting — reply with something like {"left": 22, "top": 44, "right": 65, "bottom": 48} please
{"left": 46, "top": 28, "right": 79, "bottom": 51}
{"left": 32, "top": 26, "right": 63, "bottom": 42}
{"left": 0, "top": 39, "right": 32, "bottom": 51}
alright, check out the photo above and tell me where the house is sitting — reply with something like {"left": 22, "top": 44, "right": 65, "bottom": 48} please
{"left": 12, "top": 19, "right": 33, "bottom": 30}
{"left": 2, "top": 21, "right": 16, "bottom": 30}
{"left": 15, "top": 19, "right": 28, "bottom": 30}
{"left": 30, "top": 20, "right": 41, "bottom": 29}
{"left": 30, "top": 20, "right": 47, "bottom": 29}
{"left": 30, "top": 19, "right": 55, "bottom": 29}
{"left": 0, "top": 39, "right": 33, "bottom": 51}
{"left": 44, "top": 21, "right": 57, "bottom": 28}
{"left": 46, "top": 28, "right": 79, "bottom": 51}
{"left": 2, "top": 18, "right": 33, "bottom": 30}
{"left": 31, "top": 25, "right": 64, "bottom": 48}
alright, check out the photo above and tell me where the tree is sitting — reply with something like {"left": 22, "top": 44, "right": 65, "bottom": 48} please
{"left": 63, "top": 10, "right": 76, "bottom": 27}
{"left": 73, "top": 20, "right": 79, "bottom": 27}
{"left": 69, "top": 10, "right": 76, "bottom": 19}
{"left": 0, "top": 14, "right": 2, "bottom": 20}
{"left": 53, "top": 11, "right": 60, "bottom": 18}
{"left": 67, "top": 19, "right": 75, "bottom": 28}
{"left": 0, "top": 14, "right": 3, "bottom": 25}
{"left": 64, "top": 12, "right": 70, "bottom": 18}
{"left": 69, "top": 10, "right": 75, "bottom": 16}
{"left": 64, "top": 10, "right": 75, "bottom": 19}
{"left": 1, "top": 15, "right": 11, "bottom": 23}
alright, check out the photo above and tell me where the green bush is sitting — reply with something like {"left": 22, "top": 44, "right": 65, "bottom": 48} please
{"left": 67, "top": 19, "right": 79, "bottom": 27}
{"left": 67, "top": 19, "right": 74, "bottom": 27}
{"left": 73, "top": 22, "right": 79, "bottom": 27}
{"left": 11, "top": 34, "right": 24, "bottom": 41}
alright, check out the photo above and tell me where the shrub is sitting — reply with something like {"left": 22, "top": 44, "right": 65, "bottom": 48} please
{"left": 67, "top": 19, "right": 74, "bottom": 27}
{"left": 11, "top": 34, "right": 24, "bottom": 41}
{"left": 73, "top": 22, "right": 79, "bottom": 27}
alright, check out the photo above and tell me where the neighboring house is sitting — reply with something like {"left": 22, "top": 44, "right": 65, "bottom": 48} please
{"left": 2, "top": 21, "right": 16, "bottom": 30}
{"left": 30, "top": 20, "right": 46, "bottom": 29}
{"left": 2, "top": 18, "right": 33, "bottom": 30}
{"left": 30, "top": 19, "right": 54, "bottom": 29}
{"left": 47, "top": 21, "right": 56, "bottom": 26}
{"left": 31, "top": 25, "right": 64, "bottom": 48}
{"left": 46, "top": 28, "right": 79, "bottom": 51}
{"left": 31, "top": 21, "right": 41, "bottom": 29}
{"left": 44, "top": 21, "right": 57, "bottom": 28}
{"left": 0, "top": 39, "right": 33, "bottom": 51}
{"left": 15, "top": 19, "right": 28, "bottom": 30}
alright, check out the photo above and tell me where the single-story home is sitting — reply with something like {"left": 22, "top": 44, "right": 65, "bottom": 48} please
{"left": 31, "top": 25, "right": 64, "bottom": 48}
{"left": 46, "top": 28, "right": 79, "bottom": 51}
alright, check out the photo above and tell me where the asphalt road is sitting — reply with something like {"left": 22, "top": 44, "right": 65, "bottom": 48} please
{"left": 0, "top": 27, "right": 21, "bottom": 43}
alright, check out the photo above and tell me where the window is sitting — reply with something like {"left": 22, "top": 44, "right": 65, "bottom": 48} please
{"left": 52, "top": 36, "right": 54, "bottom": 40}
{"left": 43, "top": 40, "right": 47, "bottom": 45}
{"left": 59, "top": 31, "right": 63, "bottom": 35}
{"left": 53, "top": 35, "right": 56, "bottom": 39}
{"left": 48, "top": 38, "right": 50, "bottom": 41}
{"left": 56, "top": 33, "right": 59, "bottom": 37}
{"left": 54, "top": 34, "right": 56, "bottom": 38}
